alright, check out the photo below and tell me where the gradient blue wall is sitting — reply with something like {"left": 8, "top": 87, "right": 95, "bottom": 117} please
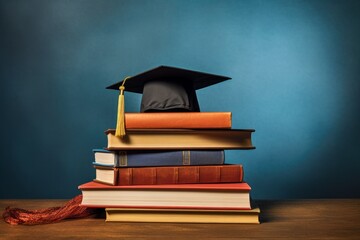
{"left": 1, "top": 0, "right": 359, "bottom": 199}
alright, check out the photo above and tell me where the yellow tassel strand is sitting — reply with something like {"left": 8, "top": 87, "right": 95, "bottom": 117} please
{"left": 115, "top": 76, "right": 131, "bottom": 138}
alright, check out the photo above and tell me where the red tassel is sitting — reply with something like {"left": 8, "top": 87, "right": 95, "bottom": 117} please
{"left": 2, "top": 195, "right": 96, "bottom": 225}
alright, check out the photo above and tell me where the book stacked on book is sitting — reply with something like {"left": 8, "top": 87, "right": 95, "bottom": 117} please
{"left": 78, "top": 66, "right": 258, "bottom": 223}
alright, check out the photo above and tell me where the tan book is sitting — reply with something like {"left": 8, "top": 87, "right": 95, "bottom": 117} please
{"left": 105, "top": 207, "right": 260, "bottom": 224}
{"left": 105, "top": 129, "right": 255, "bottom": 150}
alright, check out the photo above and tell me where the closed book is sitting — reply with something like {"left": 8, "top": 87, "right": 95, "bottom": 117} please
{"left": 92, "top": 149, "right": 225, "bottom": 167}
{"left": 79, "top": 181, "right": 251, "bottom": 210}
{"left": 105, "top": 129, "right": 255, "bottom": 150}
{"left": 94, "top": 164, "right": 244, "bottom": 185}
{"left": 124, "top": 112, "right": 232, "bottom": 129}
{"left": 105, "top": 207, "right": 260, "bottom": 224}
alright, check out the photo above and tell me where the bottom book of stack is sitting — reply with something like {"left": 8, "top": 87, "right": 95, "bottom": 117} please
{"left": 105, "top": 207, "right": 260, "bottom": 224}
{"left": 79, "top": 181, "right": 260, "bottom": 224}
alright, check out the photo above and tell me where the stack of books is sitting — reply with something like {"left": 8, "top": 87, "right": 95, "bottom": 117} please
{"left": 78, "top": 112, "right": 259, "bottom": 224}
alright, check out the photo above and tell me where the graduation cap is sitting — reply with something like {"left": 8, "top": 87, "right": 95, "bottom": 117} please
{"left": 107, "top": 66, "right": 231, "bottom": 137}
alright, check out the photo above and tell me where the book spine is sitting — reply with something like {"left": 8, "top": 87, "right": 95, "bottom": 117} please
{"left": 115, "top": 150, "right": 224, "bottom": 167}
{"left": 117, "top": 165, "right": 243, "bottom": 185}
{"left": 124, "top": 112, "right": 232, "bottom": 129}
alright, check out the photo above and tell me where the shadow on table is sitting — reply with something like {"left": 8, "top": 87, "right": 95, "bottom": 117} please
{"left": 257, "top": 200, "right": 284, "bottom": 223}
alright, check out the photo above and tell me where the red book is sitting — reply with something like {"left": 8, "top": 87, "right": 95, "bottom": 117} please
{"left": 94, "top": 164, "right": 244, "bottom": 186}
{"left": 124, "top": 112, "right": 232, "bottom": 129}
{"left": 79, "top": 181, "right": 252, "bottom": 210}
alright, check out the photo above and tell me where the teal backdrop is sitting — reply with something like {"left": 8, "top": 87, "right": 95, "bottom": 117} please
{"left": 1, "top": 0, "right": 359, "bottom": 199}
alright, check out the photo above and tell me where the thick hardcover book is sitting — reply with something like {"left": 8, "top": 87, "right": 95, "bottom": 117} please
{"left": 92, "top": 149, "right": 225, "bottom": 167}
{"left": 105, "top": 207, "right": 260, "bottom": 224}
{"left": 94, "top": 164, "right": 244, "bottom": 185}
{"left": 124, "top": 112, "right": 232, "bottom": 129}
{"left": 105, "top": 129, "right": 255, "bottom": 150}
{"left": 79, "top": 181, "right": 251, "bottom": 209}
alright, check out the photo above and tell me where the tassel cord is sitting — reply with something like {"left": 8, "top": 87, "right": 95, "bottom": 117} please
{"left": 3, "top": 195, "right": 96, "bottom": 225}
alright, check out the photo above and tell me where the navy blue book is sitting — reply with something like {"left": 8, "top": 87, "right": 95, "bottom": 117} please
{"left": 92, "top": 149, "right": 225, "bottom": 167}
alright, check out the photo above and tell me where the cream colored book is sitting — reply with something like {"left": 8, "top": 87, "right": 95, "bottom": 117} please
{"left": 79, "top": 181, "right": 252, "bottom": 209}
{"left": 105, "top": 207, "right": 260, "bottom": 224}
{"left": 105, "top": 129, "right": 255, "bottom": 150}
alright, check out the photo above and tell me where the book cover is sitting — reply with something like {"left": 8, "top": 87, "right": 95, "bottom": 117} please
{"left": 94, "top": 164, "right": 244, "bottom": 185}
{"left": 105, "top": 207, "right": 260, "bottom": 224}
{"left": 79, "top": 181, "right": 251, "bottom": 209}
{"left": 105, "top": 129, "right": 255, "bottom": 150}
{"left": 92, "top": 149, "right": 225, "bottom": 167}
{"left": 123, "top": 112, "right": 232, "bottom": 129}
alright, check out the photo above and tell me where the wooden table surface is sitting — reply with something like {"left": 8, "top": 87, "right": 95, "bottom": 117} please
{"left": 0, "top": 199, "right": 359, "bottom": 239}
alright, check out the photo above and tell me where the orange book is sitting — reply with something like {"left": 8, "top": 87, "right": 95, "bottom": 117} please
{"left": 94, "top": 164, "right": 244, "bottom": 186}
{"left": 124, "top": 112, "right": 232, "bottom": 129}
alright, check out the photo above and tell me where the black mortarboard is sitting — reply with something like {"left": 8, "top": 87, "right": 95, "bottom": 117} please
{"left": 107, "top": 65, "right": 231, "bottom": 137}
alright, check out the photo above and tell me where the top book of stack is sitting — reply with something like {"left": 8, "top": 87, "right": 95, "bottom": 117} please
{"left": 123, "top": 112, "right": 232, "bottom": 129}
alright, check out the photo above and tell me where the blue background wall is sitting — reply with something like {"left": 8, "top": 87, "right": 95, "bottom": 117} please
{"left": 1, "top": 0, "right": 359, "bottom": 199}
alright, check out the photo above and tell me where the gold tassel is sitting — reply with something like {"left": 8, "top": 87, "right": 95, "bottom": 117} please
{"left": 115, "top": 77, "right": 131, "bottom": 138}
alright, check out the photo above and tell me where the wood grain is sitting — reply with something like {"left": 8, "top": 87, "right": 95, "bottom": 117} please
{"left": 1, "top": 199, "right": 359, "bottom": 239}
